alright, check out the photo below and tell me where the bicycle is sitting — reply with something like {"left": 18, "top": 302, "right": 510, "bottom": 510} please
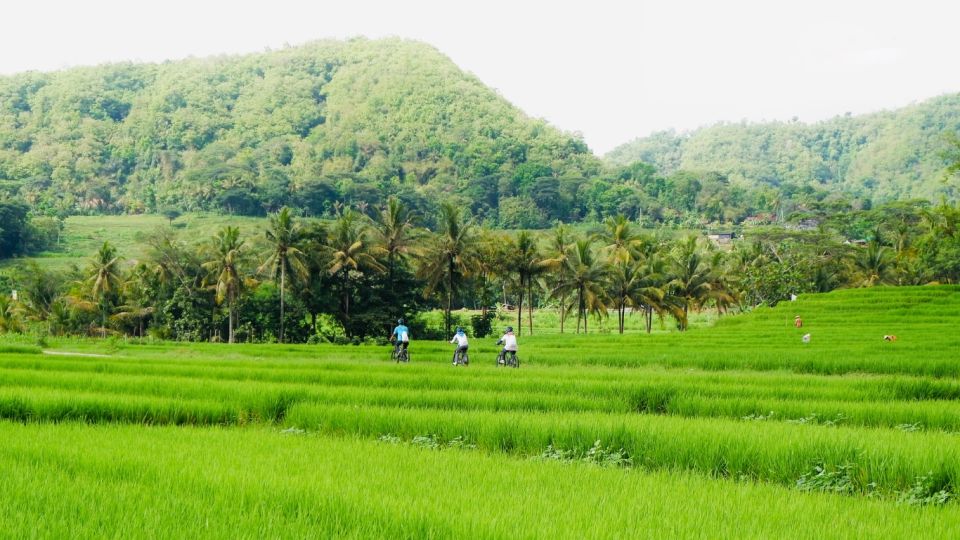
{"left": 496, "top": 350, "right": 519, "bottom": 368}
{"left": 452, "top": 347, "right": 469, "bottom": 366}
{"left": 392, "top": 342, "right": 410, "bottom": 363}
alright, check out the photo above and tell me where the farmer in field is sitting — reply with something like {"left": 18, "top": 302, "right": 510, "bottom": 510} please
{"left": 450, "top": 326, "right": 469, "bottom": 364}
{"left": 496, "top": 326, "right": 518, "bottom": 365}
{"left": 391, "top": 319, "right": 410, "bottom": 356}
{"left": 794, "top": 315, "right": 803, "bottom": 328}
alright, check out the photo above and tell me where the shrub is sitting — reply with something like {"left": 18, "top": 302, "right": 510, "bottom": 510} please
{"left": 470, "top": 312, "right": 494, "bottom": 338}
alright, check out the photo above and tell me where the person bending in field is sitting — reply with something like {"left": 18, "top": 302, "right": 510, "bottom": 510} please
{"left": 496, "top": 326, "right": 518, "bottom": 364}
{"left": 450, "top": 326, "right": 469, "bottom": 364}
{"left": 391, "top": 319, "right": 410, "bottom": 355}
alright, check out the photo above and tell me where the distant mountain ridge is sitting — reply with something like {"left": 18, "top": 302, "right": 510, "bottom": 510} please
{"left": 0, "top": 38, "right": 598, "bottom": 218}
{"left": 605, "top": 94, "right": 960, "bottom": 202}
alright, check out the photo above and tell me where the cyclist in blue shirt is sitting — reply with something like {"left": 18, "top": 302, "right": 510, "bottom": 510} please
{"left": 391, "top": 319, "right": 410, "bottom": 356}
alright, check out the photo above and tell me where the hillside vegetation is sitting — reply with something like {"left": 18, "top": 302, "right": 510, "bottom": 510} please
{"left": 606, "top": 93, "right": 960, "bottom": 202}
{"left": 0, "top": 38, "right": 597, "bottom": 220}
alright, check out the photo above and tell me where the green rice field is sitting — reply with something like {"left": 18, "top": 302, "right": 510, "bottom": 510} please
{"left": 2, "top": 285, "right": 960, "bottom": 538}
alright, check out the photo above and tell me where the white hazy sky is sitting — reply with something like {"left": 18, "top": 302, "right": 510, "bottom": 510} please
{"left": 3, "top": 0, "right": 959, "bottom": 153}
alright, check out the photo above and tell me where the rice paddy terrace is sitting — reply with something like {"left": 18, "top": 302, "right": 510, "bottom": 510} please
{"left": 2, "top": 285, "right": 959, "bottom": 538}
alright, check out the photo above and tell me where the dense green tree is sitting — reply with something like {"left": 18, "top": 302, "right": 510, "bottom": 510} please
{"left": 0, "top": 200, "right": 29, "bottom": 257}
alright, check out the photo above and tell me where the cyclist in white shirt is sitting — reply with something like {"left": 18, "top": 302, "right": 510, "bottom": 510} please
{"left": 450, "top": 326, "right": 469, "bottom": 365}
{"left": 496, "top": 326, "right": 518, "bottom": 364}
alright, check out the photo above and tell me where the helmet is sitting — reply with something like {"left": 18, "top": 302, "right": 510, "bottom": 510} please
{"left": 456, "top": 326, "right": 464, "bottom": 333}
{"left": 506, "top": 326, "right": 513, "bottom": 332}
{"left": 397, "top": 318, "right": 404, "bottom": 325}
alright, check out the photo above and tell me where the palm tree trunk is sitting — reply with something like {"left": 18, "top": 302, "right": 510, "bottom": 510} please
{"left": 280, "top": 263, "right": 286, "bottom": 343}
{"left": 576, "top": 287, "right": 584, "bottom": 334}
{"left": 445, "top": 288, "right": 452, "bottom": 337}
{"left": 445, "top": 258, "right": 454, "bottom": 337}
{"left": 516, "top": 279, "right": 523, "bottom": 337}
{"left": 560, "top": 292, "right": 567, "bottom": 334}
{"left": 619, "top": 301, "right": 625, "bottom": 334}
{"left": 228, "top": 295, "right": 235, "bottom": 344}
{"left": 527, "top": 282, "right": 534, "bottom": 336}
{"left": 481, "top": 272, "right": 488, "bottom": 317}
{"left": 342, "top": 273, "right": 351, "bottom": 325}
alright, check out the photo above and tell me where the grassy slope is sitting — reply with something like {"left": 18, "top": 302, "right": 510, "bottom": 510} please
{"left": 11, "top": 284, "right": 954, "bottom": 374}
{"left": 1, "top": 285, "right": 959, "bottom": 537}
{"left": 0, "top": 214, "right": 270, "bottom": 273}
{"left": 2, "top": 422, "right": 956, "bottom": 539}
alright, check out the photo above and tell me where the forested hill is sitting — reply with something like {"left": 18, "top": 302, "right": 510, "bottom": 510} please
{"left": 0, "top": 38, "right": 598, "bottom": 219}
{"left": 605, "top": 94, "right": 960, "bottom": 202}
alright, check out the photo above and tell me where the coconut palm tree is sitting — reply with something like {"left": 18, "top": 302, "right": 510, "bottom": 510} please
{"left": 327, "top": 209, "right": 385, "bottom": 329}
{"left": 705, "top": 251, "right": 737, "bottom": 315}
{"left": 596, "top": 215, "right": 646, "bottom": 265}
{"left": 112, "top": 265, "right": 156, "bottom": 342}
{"left": 371, "top": 196, "right": 419, "bottom": 283}
{"left": 607, "top": 259, "right": 665, "bottom": 334}
{"left": 0, "top": 294, "right": 25, "bottom": 334}
{"left": 552, "top": 239, "right": 608, "bottom": 333}
{"left": 472, "top": 230, "right": 501, "bottom": 318}
{"left": 258, "top": 207, "right": 308, "bottom": 343}
{"left": 667, "top": 237, "right": 714, "bottom": 331}
{"left": 417, "top": 202, "right": 476, "bottom": 336}
{"left": 501, "top": 231, "right": 548, "bottom": 336}
{"left": 86, "top": 241, "right": 123, "bottom": 337}
{"left": 633, "top": 255, "right": 670, "bottom": 334}
{"left": 543, "top": 223, "right": 573, "bottom": 333}
{"left": 202, "top": 226, "right": 247, "bottom": 343}
{"left": 14, "top": 262, "right": 62, "bottom": 323}
{"left": 853, "top": 241, "right": 895, "bottom": 287}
